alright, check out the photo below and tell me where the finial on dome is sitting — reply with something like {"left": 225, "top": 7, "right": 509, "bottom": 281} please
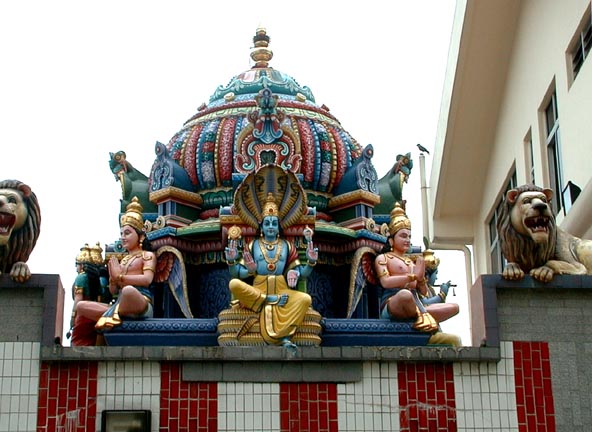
{"left": 251, "top": 27, "right": 273, "bottom": 68}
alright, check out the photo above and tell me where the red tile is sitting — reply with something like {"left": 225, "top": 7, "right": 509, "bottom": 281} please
{"left": 208, "top": 399, "right": 216, "bottom": 414}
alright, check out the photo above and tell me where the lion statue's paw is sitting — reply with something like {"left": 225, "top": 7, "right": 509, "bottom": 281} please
{"left": 529, "top": 266, "right": 554, "bottom": 283}
{"left": 502, "top": 263, "right": 525, "bottom": 281}
{"left": 9, "top": 261, "right": 31, "bottom": 283}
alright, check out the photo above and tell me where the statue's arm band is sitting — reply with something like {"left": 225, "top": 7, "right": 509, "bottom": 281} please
{"left": 378, "top": 269, "right": 389, "bottom": 277}
{"left": 143, "top": 266, "right": 156, "bottom": 272}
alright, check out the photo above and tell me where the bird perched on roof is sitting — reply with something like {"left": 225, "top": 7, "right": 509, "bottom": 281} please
{"left": 417, "top": 143, "right": 430, "bottom": 154}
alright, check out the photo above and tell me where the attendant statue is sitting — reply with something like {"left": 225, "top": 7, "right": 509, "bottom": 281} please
{"left": 224, "top": 193, "right": 317, "bottom": 349}
{"left": 68, "top": 243, "right": 112, "bottom": 346}
{"left": 374, "top": 203, "right": 459, "bottom": 335}
{"left": 421, "top": 250, "right": 457, "bottom": 311}
{"left": 76, "top": 197, "right": 156, "bottom": 331}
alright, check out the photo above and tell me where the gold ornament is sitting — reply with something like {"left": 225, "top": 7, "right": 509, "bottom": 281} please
{"left": 76, "top": 243, "right": 92, "bottom": 265}
{"left": 228, "top": 225, "right": 242, "bottom": 240}
{"left": 258, "top": 238, "right": 283, "bottom": 272}
{"left": 388, "top": 202, "right": 411, "bottom": 236}
{"left": 89, "top": 242, "right": 104, "bottom": 265}
{"left": 120, "top": 197, "right": 145, "bottom": 232}
{"left": 262, "top": 193, "right": 279, "bottom": 219}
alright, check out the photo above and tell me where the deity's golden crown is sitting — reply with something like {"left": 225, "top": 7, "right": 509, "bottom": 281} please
{"left": 261, "top": 193, "right": 279, "bottom": 220}
{"left": 120, "top": 196, "right": 145, "bottom": 232}
{"left": 76, "top": 243, "right": 92, "bottom": 264}
{"left": 388, "top": 202, "right": 411, "bottom": 236}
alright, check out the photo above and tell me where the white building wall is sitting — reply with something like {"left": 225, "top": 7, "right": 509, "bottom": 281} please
{"left": 473, "top": 0, "right": 592, "bottom": 274}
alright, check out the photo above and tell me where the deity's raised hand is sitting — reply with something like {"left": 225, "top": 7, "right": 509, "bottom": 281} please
{"left": 287, "top": 269, "right": 299, "bottom": 288}
{"left": 303, "top": 226, "right": 318, "bottom": 264}
{"left": 224, "top": 239, "right": 239, "bottom": 263}
{"left": 243, "top": 250, "right": 257, "bottom": 274}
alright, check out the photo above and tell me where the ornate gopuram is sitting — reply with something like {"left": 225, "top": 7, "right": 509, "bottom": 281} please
{"left": 4, "top": 27, "right": 590, "bottom": 432}
{"left": 97, "top": 27, "right": 441, "bottom": 349}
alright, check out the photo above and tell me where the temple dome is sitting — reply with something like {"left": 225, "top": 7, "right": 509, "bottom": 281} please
{"left": 158, "top": 28, "right": 363, "bottom": 211}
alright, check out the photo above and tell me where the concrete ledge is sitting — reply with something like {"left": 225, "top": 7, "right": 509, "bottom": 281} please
{"left": 183, "top": 361, "right": 363, "bottom": 382}
{"left": 41, "top": 345, "right": 500, "bottom": 363}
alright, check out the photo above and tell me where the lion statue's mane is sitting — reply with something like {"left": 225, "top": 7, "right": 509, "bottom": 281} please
{"left": 0, "top": 179, "right": 41, "bottom": 280}
{"left": 497, "top": 184, "right": 557, "bottom": 272}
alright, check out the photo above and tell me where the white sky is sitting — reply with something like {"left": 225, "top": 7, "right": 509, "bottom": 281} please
{"left": 0, "top": 0, "right": 469, "bottom": 345}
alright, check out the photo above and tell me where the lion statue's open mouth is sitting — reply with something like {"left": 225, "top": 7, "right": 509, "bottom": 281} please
{"left": 524, "top": 216, "right": 549, "bottom": 233}
{"left": 0, "top": 212, "right": 17, "bottom": 238}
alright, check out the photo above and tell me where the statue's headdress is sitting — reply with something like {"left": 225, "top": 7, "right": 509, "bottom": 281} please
{"left": 233, "top": 165, "right": 307, "bottom": 229}
{"left": 120, "top": 196, "right": 145, "bottom": 232}
{"left": 89, "top": 242, "right": 104, "bottom": 265}
{"left": 262, "top": 193, "right": 279, "bottom": 219}
{"left": 423, "top": 249, "right": 441, "bottom": 271}
{"left": 388, "top": 202, "right": 411, "bottom": 236}
{"left": 76, "top": 243, "right": 92, "bottom": 265}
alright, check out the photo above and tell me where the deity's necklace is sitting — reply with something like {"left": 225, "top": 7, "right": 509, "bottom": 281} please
{"left": 120, "top": 251, "right": 143, "bottom": 267}
{"left": 260, "top": 237, "right": 279, "bottom": 251}
{"left": 258, "top": 239, "right": 283, "bottom": 272}
{"left": 385, "top": 252, "right": 413, "bottom": 266}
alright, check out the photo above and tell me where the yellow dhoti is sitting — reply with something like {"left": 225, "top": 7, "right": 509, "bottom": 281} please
{"left": 229, "top": 275, "right": 312, "bottom": 345}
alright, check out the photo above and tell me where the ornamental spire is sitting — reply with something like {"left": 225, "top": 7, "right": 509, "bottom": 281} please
{"left": 250, "top": 27, "right": 273, "bottom": 68}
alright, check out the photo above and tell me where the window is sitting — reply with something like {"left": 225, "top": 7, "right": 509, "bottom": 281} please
{"left": 571, "top": 6, "right": 592, "bottom": 79}
{"left": 544, "top": 92, "right": 563, "bottom": 215}
{"left": 488, "top": 171, "right": 517, "bottom": 274}
{"left": 524, "top": 129, "right": 535, "bottom": 184}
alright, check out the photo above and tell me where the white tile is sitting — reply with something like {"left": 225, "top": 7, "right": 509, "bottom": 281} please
{"left": 8, "top": 413, "right": 18, "bottom": 431}
{"left": 10, "top": 378, "right": 21, "bottom": 395}
{"left": 3, "top": 343, "right": 13, "bottom": 359}
{"left": 271, "top": 411, "right": 280, "bottom": 430}
{"left": 3, "top": 360, "right": 13, "bottom": 377}
{"left": 244, "top": 412, "right": 254, "bottom": 429}
{"left": 13, "top": 344, "right": 23, "bottom": 360}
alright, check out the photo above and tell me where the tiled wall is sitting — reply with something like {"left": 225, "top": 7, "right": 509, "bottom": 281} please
{"left": 280, "top": 383, "right": 338, "bottom": 431}
{"left": 0, "top": 341, "right": 555, "bottom": 431}
{"left": 161, "top": 362, "right": 217, "bottom": 432}
{"left": 337, "top": 362, "right": 398, "bottom": 431}
{"left": 0, "top": 342, "right": 40, "bottom": 432}
{"left": 454, "top": 341, "right": 518, "bottom": 431}
{"left": 97, "top": 361, "right": 161, "bottom": 432}
{"left": 398, "top": 362, "right": 457, "bottom": 431}
{"left": 219, "top": 382, "right": 280, "bottom": 431}
{"left": 37, "top": 360, "right": 97, "bottom": 431}
{"left": 513, "top": 341, "right": 555, "bottom": 432}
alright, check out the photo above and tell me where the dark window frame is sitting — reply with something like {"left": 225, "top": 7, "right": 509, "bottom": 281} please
{"left": 544, "top": 92, "right": 563, "bottom": 215}
{"left": 571, "top": 7, "right": 592, "bottom": 79}
{"left": 488, "top": 171, "right": 518, "bottom": 274}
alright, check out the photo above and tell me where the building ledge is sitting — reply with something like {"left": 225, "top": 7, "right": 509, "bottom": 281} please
{"left": 41, "top": 344, "right": 499, "bottom": 363}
